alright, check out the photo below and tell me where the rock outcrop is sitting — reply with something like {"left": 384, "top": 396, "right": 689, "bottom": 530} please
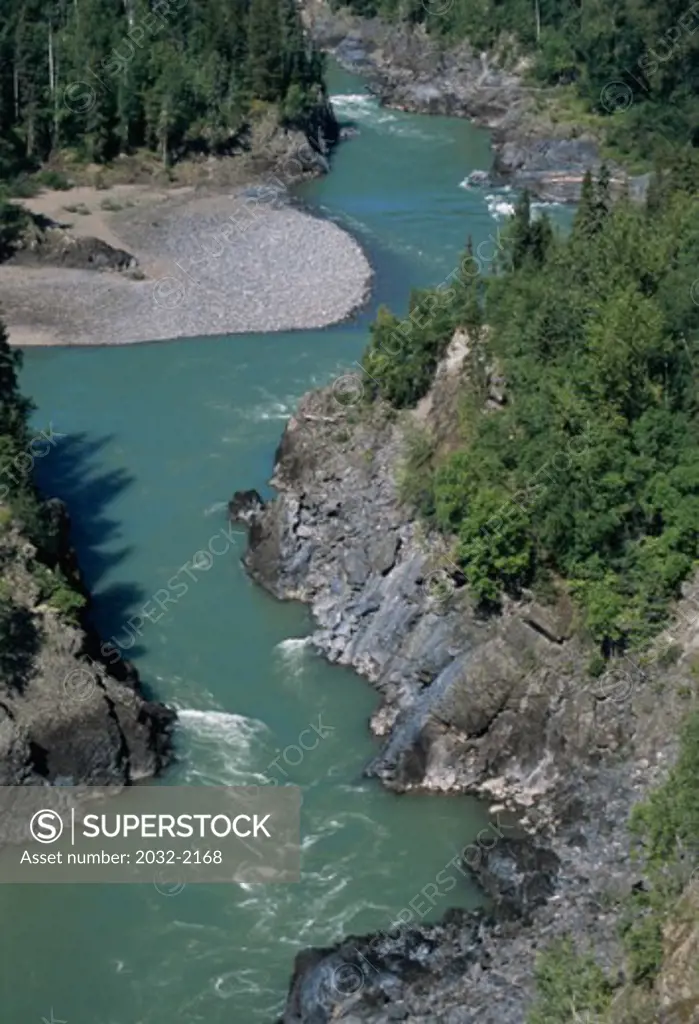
{"left": 0, "top": 501, "right": 174, "bottom": 785}
{"left": 237, "top": 374, "right": 672, "bottom": 819}
{"left": 304, "top": 0, "right": 649, "bottom": 202}
{"left": 7, "top": 211, "right": 138, "bottom": 273}
{"left": 234, "top": 341, "right": 699, "bottom": 1022}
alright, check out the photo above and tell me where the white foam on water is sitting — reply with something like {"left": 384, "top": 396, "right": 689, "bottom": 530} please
{"left": 213, "top": 968, "right": 273, "bottom": 999}
{"left": 532, "top": 200, "right": 564, "bottom": 219}
{"left": 275, "top": 636, "right": 312, "bottom": 677}
{"left": 203, "top": 500, "right": 228, "bottom": 517}
{"left": 177, "top": 707, "right": 269, "bottom": 741}
{"left": 474, "top": 186, "right": 563, "bottom": 222}
{"left": 330, "top": 92, "right": 377, "bottom": 113}
{"left": 330, "top": 93, "right": 398, "bottom": 128}
{"left": 249, "top": 400, "right": 292, "bottom": 422}
{"left": 177, "top": 708, "right": 271, "bottom": 786}
{"left": 276, "top": 636, "right": 311, "bottom": 653}
{"left": 486, "top": 194, "right": 516, "bottom": 219}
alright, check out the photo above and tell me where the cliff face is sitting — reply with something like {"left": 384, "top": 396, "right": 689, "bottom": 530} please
{"left": 0, "top": 502, "right": 174, "bottom": 786}
{"left": 242, "top": 341, "right": 686, "bottom": 821}
{"left": 236, "top": 341, "right": 699, "bottom": 1022}
{"left": 304, "top": 0, "right": 527, "bottom": 128}
{"left": 655, "top": 885, "right": 699, "bottom": 1023}
{"left": 244, "top": 96, "right": 340, "bottom": 180}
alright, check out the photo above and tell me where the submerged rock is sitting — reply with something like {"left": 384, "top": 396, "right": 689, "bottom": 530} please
{"left": 276, "top": 832, "right": 563, "bottom": 1023}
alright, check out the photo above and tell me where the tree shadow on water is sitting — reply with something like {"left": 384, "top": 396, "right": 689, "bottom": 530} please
{"left": 32, "top": 431, "right": 148, "bottom": 661}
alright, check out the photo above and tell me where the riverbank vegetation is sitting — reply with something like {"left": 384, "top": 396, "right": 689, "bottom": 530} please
{"left": 363, "top": 155, "right": 699, "bottom": 654}
{"left": 622, "top": 707, "right": 699, "bottom": 986}
{"left": 0, "top": 0, "right": 326, "bottom": 179}
{"left": 360, "top": 151, "right": 699, "bottom": 1015}
{"left": 0, "top": 316, "right": 83, "bottom": 631}
{"left": 335, "top": 0, "right": 699, "bottom": 161}
{"left": 526, "top": 706, "right": 699, "bottom": 1022}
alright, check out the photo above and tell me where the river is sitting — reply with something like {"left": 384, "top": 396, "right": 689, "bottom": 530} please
{"left": 7, "top": 62, "right": 550, "bottom": 1024}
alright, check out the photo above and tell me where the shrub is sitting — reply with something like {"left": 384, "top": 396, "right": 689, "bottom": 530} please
{"left": 587, "top": 652, "right": 606, "bottom": 678}
{"left": 32, "top": 564, "right": 86, "bottom": 623}
{"left": 33, "top": 169, "right": 72, "bottom": 190}
{"left": 47, "top": 584, "right": 86, "bottom": 622}
{"left": 527, "top": 938, "right": 613, "bottom": 1024}
{"left": 620, "top": 710, "right": 699, "bottom": 984}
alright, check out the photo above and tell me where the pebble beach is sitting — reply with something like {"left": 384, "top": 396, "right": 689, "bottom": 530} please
{"left": 0, "top": 186, "right": 372, "bottom": 346}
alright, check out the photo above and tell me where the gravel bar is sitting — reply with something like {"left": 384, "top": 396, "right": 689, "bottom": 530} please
{"left": 0, "top": 191, "right": 372, "bottom": 345}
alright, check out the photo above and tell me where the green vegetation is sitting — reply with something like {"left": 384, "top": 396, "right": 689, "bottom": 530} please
{"left": 527, "top": 938, "right": 613, "bottom": 1023}
{"left": 31, "top": 563, "right": 86, "bottom": 623}
{"left": 0, "top": 196, "right": 29, "bottom": 260}
{"left": 0, "top": 317, "right": 72, "bottom": 570}
{"left": 0, "top": 312, "right": 89, "bottom": 681}
{"left": 363, "top": 256, "right": 483, "bottom": 410}
{"left": 0, "top": 0, "right": 327, "bottom": 176}
{"left": 363, "top": 158, "right": 699, "bottom": 652}
{"left": 527, "top": 710, "right": 699, "bottom": 1016}
{"left": 336, "top": 0, "right": 699, "bottom": 161}
{"left": 621, "top": 709, "right": 699, "bottom": 984}
{"left": 0, "top": 311, "right": 91, "bottom": 647}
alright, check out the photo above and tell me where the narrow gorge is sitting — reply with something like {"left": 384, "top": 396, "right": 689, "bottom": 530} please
{"left": 3, "top": 3, "right": 699, "bottom": 1019}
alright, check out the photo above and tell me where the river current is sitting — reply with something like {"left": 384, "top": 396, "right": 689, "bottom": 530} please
{"left": 7, "top": 63, "right": 557, "bottom": 1024}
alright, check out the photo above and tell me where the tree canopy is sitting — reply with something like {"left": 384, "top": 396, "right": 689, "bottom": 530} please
{"left": 364, "top": 158, "right": 699, "bottom": 652}
{"left": 0, "top": 0, "right": 326, "bottom": 171}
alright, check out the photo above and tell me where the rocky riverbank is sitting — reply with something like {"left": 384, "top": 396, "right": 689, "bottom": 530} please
{"left": 233, "top": 338, "right": 699, "bottom": 1022}
{"left": 304, "top": 0, "right": 650, "bottom": 203}
{"left": 0, "top": 499, "right": 174, "bottom": 785}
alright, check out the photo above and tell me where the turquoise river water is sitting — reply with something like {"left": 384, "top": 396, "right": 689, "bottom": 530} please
{"left": 5, "top": 63, "right": 559, "bottom": 1024}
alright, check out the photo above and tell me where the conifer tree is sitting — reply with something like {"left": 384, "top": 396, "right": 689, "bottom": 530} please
{"left": 0, "top": 0, "right": 327, "bottom": 174}
{"left": 574, "top": 169, "right": 596, "bottom": 235}
{"left": 247, "top": 0, "right": 284, "bottom": 102}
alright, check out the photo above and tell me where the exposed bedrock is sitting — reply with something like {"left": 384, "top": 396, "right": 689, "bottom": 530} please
{"left": 236, "top": 379, "right": 661, "bottom": 821}
{"left": 234, "top": 343, "right": 699, "bottom": 1021}
{"left": 305, "top": 1, "right": 650, "bottom": 202}
{"left": 0, "top": 500, "right": 175, "bottom": 786}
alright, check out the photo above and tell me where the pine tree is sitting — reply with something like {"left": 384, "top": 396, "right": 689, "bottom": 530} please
{"left": 575, "top": 169, "right": 596, "bottom": 235}
{"left": 595, "top": 162, "right": 611, "bottom": 228}
{"left": 0, "top": 0, "right": 327, "bottom": 172}
{"left": 247, "top": 0, "right": 283, "bottom": 102}
{"left": 0, "top": 319, "right": 32, "bottom": 450}
{"left": 510, "top": 190, "right": 533, "bottom": 271}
